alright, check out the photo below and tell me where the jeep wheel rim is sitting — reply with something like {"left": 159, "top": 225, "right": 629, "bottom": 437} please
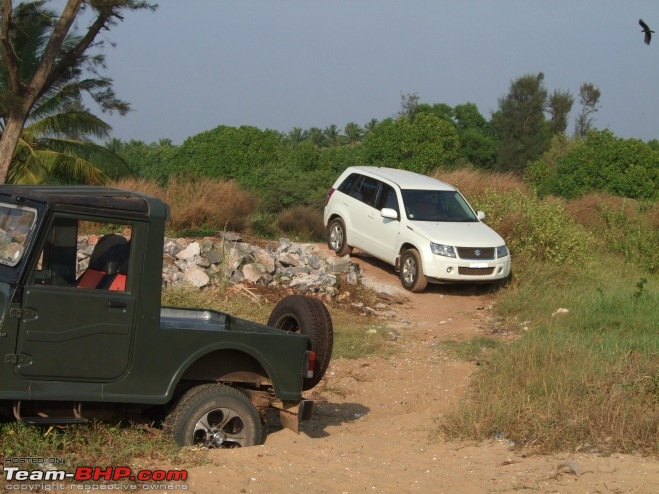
{"left": 193, "top": 407, "right": 248, "bottom": 448}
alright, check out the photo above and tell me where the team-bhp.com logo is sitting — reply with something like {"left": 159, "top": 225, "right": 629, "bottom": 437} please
{"left": 3, "top": 458, "right": 188, "bottom": 490}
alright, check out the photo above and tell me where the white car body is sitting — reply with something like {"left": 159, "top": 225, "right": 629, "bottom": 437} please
{"left": 323, "top": 166, "right": 511, "bottom": 292}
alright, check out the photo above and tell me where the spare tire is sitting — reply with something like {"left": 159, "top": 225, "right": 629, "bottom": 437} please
{"left": 267, "top": 295, "right": 333, "bottom": 390}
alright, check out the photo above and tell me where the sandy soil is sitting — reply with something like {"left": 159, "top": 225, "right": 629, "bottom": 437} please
{"left": 181, "top": 249, "right": 658, "bottom": 494}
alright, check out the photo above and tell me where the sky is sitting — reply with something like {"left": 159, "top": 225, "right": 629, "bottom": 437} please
{"left": 71, "top": 0, "right": 659, "bottom": 144}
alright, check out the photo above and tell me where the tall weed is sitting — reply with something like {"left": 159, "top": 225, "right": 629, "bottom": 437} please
{"left": 115, "top": 177, "right": 257, "bottom": 233}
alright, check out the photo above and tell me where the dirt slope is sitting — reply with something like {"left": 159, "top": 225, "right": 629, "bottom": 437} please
{"left": 183, "top": 250, "right": 659, "bottom": 494}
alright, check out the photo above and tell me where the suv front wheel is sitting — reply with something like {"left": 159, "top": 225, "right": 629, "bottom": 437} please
{"left": 327, "top": 218, "right": 351, "bottom": 256}
{"left": 399, "top": 248, "right": 427, "bottom": 292}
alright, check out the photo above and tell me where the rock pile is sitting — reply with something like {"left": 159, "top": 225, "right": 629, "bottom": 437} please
{"left": 160, "top": 233, "right": 361, "bottom": 296}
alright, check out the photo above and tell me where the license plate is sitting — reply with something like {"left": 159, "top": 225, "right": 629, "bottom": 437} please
{"left": 469, "top": 263, "right": 488, "bottom": 268}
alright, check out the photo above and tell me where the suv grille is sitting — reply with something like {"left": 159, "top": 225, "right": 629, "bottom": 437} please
{"left": 457, "top": 247, "right": 495, "bottom": 260}
{"left": 459, "top": 267, "right": 495, "bottom": 276}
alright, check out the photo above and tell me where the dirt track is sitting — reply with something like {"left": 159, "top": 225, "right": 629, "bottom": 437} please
{"left": 181, "top": 250, "right": 658, "bottom": 493}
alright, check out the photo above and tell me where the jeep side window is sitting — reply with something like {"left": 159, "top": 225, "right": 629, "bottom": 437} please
{"left": 30, "top": 218, "right": 132, "bottom": 291}
{"left": 0, "top": 204, "right": 36, "bottom": 266}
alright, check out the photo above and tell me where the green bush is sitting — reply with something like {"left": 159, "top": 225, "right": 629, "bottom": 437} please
{"left": 474, "top": 190, "right": 591, "bottom": 265}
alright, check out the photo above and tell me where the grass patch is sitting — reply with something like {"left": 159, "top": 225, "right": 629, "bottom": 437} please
{"left": 438, "top": 258, "right": 659, "bottom": 454}
{"left": 332, "top": 322, "right": 396, "bottom": 360}
{"left": 437, "top": 337, "right": 502, "bottom": 363}
{"left": 0, "top": 421, "right": 203, "bottom": 486}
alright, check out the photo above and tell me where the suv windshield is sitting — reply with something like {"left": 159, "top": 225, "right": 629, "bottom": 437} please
{"left": 401, "top": 190, "right": 477, "bottom": 222}
{"left": 0, "top": 203, "right": 37, "bottom": 266}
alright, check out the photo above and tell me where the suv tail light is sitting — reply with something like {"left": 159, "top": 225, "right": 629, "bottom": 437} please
{"left": 325, "top": 187, "right": 335, "bottom": 205}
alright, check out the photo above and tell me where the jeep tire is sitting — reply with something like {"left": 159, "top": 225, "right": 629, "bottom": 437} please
{"left": 165, "top": 383, "right": 263, "bottom": 448}
{"left": 267, "top": 295, "right": 333, "bottom": 390}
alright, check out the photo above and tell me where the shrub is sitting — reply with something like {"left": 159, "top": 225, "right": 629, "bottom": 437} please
{"left": 474, "top": 190, "right": 591, "bottom": 265}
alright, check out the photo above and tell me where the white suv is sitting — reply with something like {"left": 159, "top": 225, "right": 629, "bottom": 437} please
{"left": 323, "top": 166, "right": 511, "bottom": 292}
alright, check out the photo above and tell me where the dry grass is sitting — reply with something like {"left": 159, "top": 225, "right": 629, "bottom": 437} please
{"left": 432, "top": 168, "right": 533, "bottom": 198}
{"left": 565, "top": 192, "right": 659, "bottom": 231}
{"left": 276, "top": 205, "right": 325, "bottom": 241}
{"left": 114, "top": 177, "right": 258, "bottom": 233}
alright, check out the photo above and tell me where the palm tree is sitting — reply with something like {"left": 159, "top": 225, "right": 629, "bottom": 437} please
{"left": 323, "top": 124, "right": 341, "bottom": 146}
{"left": 7, "top": 98, "right": 131, "bottom": 184}
{"left": 344, "top": 122, "right": 363, "bottom": 145}
{"left": 0, "top": 1, "right": 131, "bottom": 184}
{"left": 364, "top": 118, "right": 379, "bottom": 135}
{"left": 308, "top": 127, "right": 326, "bottom": 147}
{"left": 286, "top": 127, "right": 308, "bottom": 147}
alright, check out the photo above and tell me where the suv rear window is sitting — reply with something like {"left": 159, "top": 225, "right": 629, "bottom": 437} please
{"left": 0, "top": 203, "right": 37, "bottom": 266}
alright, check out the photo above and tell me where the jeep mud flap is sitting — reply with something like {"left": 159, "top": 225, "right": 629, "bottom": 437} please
{"left": 275, "top": 399, "right": 314, "bottom": 433}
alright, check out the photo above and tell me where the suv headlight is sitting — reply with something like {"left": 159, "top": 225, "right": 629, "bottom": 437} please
{"left": 430, "top": 242, "right": 456, "bottom": 258}
{"left": 497, "top": 245, "right": 509, "bottom": 258}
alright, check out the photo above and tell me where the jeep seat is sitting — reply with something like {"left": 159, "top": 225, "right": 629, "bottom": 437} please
{"left": 77, "top": 234, "right": 129, "bottom": 290}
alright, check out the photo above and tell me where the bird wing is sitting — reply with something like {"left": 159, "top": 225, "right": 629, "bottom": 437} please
{"left": 639, "top": 19, "right": 653, "bottom": 44}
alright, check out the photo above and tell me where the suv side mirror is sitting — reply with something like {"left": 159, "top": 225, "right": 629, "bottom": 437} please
{"left": 380, "top": 208, "right": 399, "bottom": 220}
{"left": 477, "top": 211, "right": 485, "bottom": 221}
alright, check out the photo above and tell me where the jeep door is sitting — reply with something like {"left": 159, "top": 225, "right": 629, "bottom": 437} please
{"left": 15, "top": 216, "right": 136, "bottom": 381}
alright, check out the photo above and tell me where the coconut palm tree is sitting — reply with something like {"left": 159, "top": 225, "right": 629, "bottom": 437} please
{"left": 0, "top": 1, "right": 131, "bottom": 184}
{"left": 7, "top": 96, "right": 131, "bottom": 184}
{"left": 323, "top": 124, "right": 341, "bottom": 146}
{"left": 344, "top": 122, "right": 363, "bottom": 145}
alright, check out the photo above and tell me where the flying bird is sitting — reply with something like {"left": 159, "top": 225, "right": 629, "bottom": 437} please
{"left": 639, "top": 19, "right": 654, "bottom": 45}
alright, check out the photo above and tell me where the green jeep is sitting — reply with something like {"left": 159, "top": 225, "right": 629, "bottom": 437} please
{"left": 0, "top": 186, "right": 333, "bottom": 448}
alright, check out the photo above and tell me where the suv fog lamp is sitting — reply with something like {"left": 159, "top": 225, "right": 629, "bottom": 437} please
{"left": 430, "top": 242, "right": 456, "bottom": 258}
{"left": 446, "top": 266, "right": 453, "bottom": 273}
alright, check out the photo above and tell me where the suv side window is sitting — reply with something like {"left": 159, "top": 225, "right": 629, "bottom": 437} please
{"left": 337, "top": 173, "right": 360, "bottom": 194}
{"left": 377, "top": 184, "right": 399, "bottom": 215}
{"left": 348, "top": 175, "right": 380, "bottom": 207}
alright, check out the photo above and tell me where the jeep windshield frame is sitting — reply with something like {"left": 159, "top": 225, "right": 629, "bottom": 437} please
{"left": 0, "top": 202, "right": 37, "bottom": 267}
{"left": 401, "top": 189, "right": 478, "bottom": 222}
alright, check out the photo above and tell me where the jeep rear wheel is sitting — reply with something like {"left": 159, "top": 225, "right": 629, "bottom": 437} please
{"left": 327, "top": 218, "right": 351, "bottom": 256}
{"left": 399, "top": 248, "right": 427, "bottom": 293}
{"left": 165, "top": 384, "right": 263, "bottom": 448}
{"left": 267, "top": 295, "right": 333, "bottom": 390}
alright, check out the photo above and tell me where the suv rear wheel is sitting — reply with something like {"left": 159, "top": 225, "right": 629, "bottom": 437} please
{"left": 327, "top": 218, "right": 351, "bottom": 256}
{"left": 399, "top": 248, "right": 427, "bottom": 292}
